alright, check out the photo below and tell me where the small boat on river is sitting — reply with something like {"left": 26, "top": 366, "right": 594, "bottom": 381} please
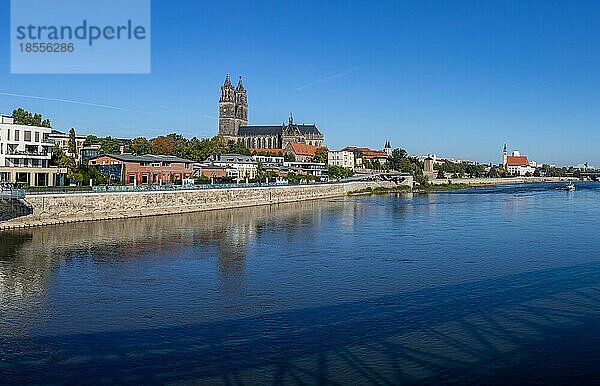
{"left": 556, "top": 182, "right": 576, "bottom": 191}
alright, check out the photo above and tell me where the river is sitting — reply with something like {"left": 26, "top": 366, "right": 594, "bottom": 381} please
{"left": 1, "top": 182, "right": 599, "bottom": 384}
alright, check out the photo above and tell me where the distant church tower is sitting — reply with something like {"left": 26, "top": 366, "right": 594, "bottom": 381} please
{"left": 383, "top": 140, "right": 392, "bottom": 156}
{"left": 219, "top": 74, "right": 248, "bottom": 137}
{"left": 502, "top": 144, "right": 508, "bottom": 167}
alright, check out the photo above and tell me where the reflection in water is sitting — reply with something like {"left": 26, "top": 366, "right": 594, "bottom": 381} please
{"left": 1, "top": 183, "right": 600, "bottom": 384}
{"left": 0, "top": 200, "right": 341, "bottom": 330}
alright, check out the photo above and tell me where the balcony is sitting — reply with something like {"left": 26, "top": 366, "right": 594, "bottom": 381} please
{"left": 6, "top": 150, "right": 50, "bottom": 157}
{"left": 6, "top": 148, "right": 50, "bottom": 157}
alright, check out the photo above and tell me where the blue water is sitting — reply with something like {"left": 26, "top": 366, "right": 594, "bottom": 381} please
{"left": 1, "top": 182, "right": 600, "bottom": 384}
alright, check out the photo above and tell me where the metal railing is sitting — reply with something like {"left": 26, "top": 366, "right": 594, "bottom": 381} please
{"left": 0, "top": 187, "right": 26, "bottom": 200}
{"left": 91, "top": 181, "right": 292, "bottom": 193}
{"left": 24, "top": 186, "right": 94, "bottom": 195}
{"left": 18, "top": 179, "right": 371, "bottom": 196}
{"left": 7, "top": 150, "right": 49, "bottom": 156}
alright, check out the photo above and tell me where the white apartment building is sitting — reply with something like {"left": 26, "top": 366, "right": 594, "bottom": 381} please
{"left": 252, "top": 155, "right": 284, "bottom": 166}
{"left": 203, "top": 153, "right": 258, "bottom": 180}
{"left": 328, "top": 150, "right": 355, "bottom": 171}
{"left": 283, "top": 161, "right": 327, "bottom": 178}
{"left": 0, "top": 115, "right": 67, "bottom": 186}
{"left": 48, "top": 130, "right": 87, "bottom": 162}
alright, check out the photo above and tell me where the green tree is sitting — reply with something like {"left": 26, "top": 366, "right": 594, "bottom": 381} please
{"left": 84, "top": 135, "right": 101, "bottom": 146}
{"left": 100, "top": 137, "right": 121, "bottom": 154}
{"left": 327, "top": 165, "right": 354, "bottom": 179}
{"left": 437, "top": 167, "right": 446, "bottom": 179}
{"left": 313, "top": 147, "right": 328, "bottom": 163}
{"left": 227, "top": 140, "right": 251, "bottom": 155}
{"left": 130, "top": 137, "right": 152, "bottom": 155}
{"left": 68, "top": 128, "right": 77, "bottom": 155}
{"left": 185, "top": 136, "right": 227, "bottom": 162}
{"left": 388, "top": 148, "right": 408, "bottom": 171}
{"left": 12, "top": 108, "right": 51, "bottom": 127}
{"left": 166, "top": 133, "right": 188, "bottom": 158}
{"left": 488, "top": 167, "right": 500, "bottom": 178}
{"left": 150, "top": 135, "right": 176, "bottom": 155}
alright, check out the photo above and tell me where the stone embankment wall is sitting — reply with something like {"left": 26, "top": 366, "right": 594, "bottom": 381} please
{"left": 0, "top": 200, "right": 32, "bottom": 222}
{"left": 0, "top": 181, "right": 394, "bottom": 230}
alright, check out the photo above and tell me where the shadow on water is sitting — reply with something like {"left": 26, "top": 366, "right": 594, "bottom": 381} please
{"left": 1, "top": 193, "right": 600, "bottom": 384}
{"left": 1, "top": 263, "right": 599, "bottom": 384}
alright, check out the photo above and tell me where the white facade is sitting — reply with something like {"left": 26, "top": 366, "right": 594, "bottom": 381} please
{"left": 253, "top": 155, "right": 284, "bottom": 166}
{"left": 48, "top": 131, "right": 87, "bottom": 161}
{"left": 328, "top": 150, "right": 355, "bottom": 171}
{"left": 506, "top": 164, "right": 536, "bottom": 176}
{"left": 0, "top": 115, "right": 67, "bottom": 186}
{"left": 503, "top": 146, "right": 537, "bottom": 176}
{"left": 0, "top": 115, "right": 52, "bottom": 167}
{"left": 203, "top": 154, "right": 258, "bottom": 180}
{"left": 283, "top": 161, "right": 327, "bottom": 177}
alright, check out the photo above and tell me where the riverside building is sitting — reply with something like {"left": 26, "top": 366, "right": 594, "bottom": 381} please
{"left": 202, "top": 153, "right": 258, "bottom": 180}
{"left": 89, "top": 154, "right": 194, "bottom": 185}
{"left": 0, "top": 115, "right": 67, "bottom": 186}
{"left": 328, "top": 150, "right": 355, "bottom": 171}
{"left": 503, "top": 145, "right": 536, "bottom": 176}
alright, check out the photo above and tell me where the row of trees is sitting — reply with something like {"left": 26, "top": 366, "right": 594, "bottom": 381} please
{"left": 83, "top": 133, "right": 252, "bottom": 163}
{"left": 433, "top": 160, "right": 488, "bottom": 178}
{"left": 12, "top": 108, "right": 51, "bottom": 128}
{"left": 51, "top": 144, "right": 108, "bottom": 185}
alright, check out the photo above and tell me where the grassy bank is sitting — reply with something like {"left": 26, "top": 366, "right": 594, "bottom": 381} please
{"left": 348, "top": 185, "right": 412, "bottom": 195}
{"left": 414, "top": 183, "right": 474, "bottom": 192}
{"left": 349, "top": 183, "right": 475, "bottom": 196}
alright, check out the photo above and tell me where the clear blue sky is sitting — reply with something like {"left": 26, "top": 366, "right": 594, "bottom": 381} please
{"left": 1, "top": 0, "right": 600, "bottom": 165}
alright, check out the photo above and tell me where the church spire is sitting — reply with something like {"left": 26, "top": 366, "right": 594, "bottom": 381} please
{"left": 224, "top": 73, "right": 232, "bottom": 87}
{"left": 236, "top": 76, "right": 244, "bottom": 91}
{"left": 289, "top": 112, "right": 294, "bottom": 126}
{"left": 220, "top": 73, "right": 235, "bottom": 103}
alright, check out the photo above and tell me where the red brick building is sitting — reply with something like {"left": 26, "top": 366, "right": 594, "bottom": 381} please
{"left": 89, "top": 154, "right": 194, "bottom": 185}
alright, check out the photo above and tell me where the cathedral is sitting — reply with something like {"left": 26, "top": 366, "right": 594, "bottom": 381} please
{"left": 218, "top": 74, "right": 325, "bottom": 149}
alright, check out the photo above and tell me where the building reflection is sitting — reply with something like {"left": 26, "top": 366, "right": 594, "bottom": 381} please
{"left": 0, "top": 198, "right": 349, "bottom": 310}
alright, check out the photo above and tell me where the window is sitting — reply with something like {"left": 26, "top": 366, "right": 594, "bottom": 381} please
{"left": 140, "top": 162, "right": 150, "bottom": 166}
{"left": 35, "top": 132, "right": 40, "bottom": 142}
{"left": 162, "top": 162, "right": 171, "bottom": 167}
{"left": 14, "top": 130, "right": 19, "bottom": 141}
{"left": 24, "top": 131, "right": 32, "bottom": 142}
{"left": 129, "top": 175, "right": 135, "bottom": 184}
{"left": 152, "top": 162, "right": 161, "bottom": 167}
{"left": 142, "top": 175, "right": 148, "bottom": 184}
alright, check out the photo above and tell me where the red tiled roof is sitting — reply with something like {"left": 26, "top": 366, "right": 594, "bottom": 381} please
{"left": 342, "top": 146, "right": 388, "bottom": 159}
{"left": 287, "top": 142, "right": 325, "bottom": 157}
{"left": 506, "top": 156, "right": 529, "bottom": 165}
{"left": 249, "top": 148, "right": 283, "bottom": 155}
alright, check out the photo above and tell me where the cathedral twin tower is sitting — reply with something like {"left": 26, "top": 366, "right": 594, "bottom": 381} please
{"left": 219, "top": 73, "right": 248, "bottom": 136}
{"left": 217, "top": 74, "right": 325, "bottom": 149}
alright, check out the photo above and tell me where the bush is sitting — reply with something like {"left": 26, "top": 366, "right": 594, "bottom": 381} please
{"left": 195, "top": 175, "right": 210, "bottom": 185}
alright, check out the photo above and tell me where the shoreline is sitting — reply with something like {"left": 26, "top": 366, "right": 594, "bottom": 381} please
{"left": 0, "top": 181, "right": 395, "bottom": 231}
{"left": 349, "top": 176, "right": 580, "bottom": 196}
{"left": 0, "top": 177, "right": 582, "bottom": 230}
